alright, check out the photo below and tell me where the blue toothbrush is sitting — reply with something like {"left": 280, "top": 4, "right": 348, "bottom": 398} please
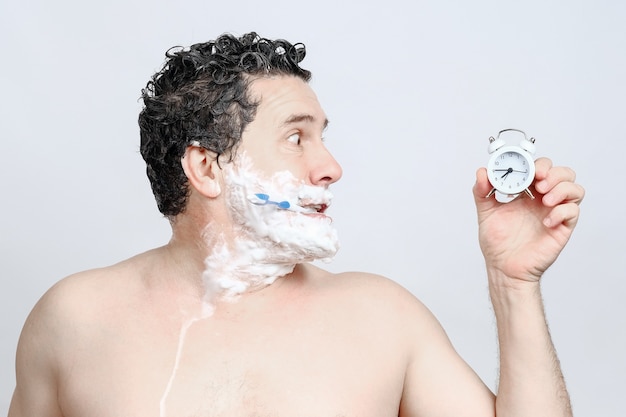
{"left": 248, "top": 193, "right": 313, "bottom": 213}
{"left": 251, "top": 193, "right": 292, "bottom": 209}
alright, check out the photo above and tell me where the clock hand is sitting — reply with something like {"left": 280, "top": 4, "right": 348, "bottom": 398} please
{"left": 500, "top": 167, "right": 513, "bottom": 178}
{"left": 494, "top": 168, "right": 528, "bottom": 173}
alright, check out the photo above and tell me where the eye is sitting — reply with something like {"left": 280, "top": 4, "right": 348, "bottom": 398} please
{"left": 287, "top": 132, "right": 301, "bottom": 145}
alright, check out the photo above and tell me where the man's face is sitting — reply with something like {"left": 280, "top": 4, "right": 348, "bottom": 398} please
{"left": 216, "top": 75, "right": 343, "bottom": 265}
{"left": 236, "top": 75, "right": 342, "bottom": 192}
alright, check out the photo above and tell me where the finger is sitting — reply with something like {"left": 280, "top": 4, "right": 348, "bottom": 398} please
{"left": 534, "top": 165, "right": 577, "bottom": 195}
{"left": 542, "top": 181, "right": 586, "bottom": 207}
{"left": 473, "top": 167, "right": 492, "bottom": 199}
{"left": 533, "top": 157, "right": 554, "bottom": 182}
{"left": 543, "top": 202, "right": 581, "bottom": 229}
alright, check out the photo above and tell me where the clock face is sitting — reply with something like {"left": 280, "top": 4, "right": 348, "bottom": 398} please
{"left": 487, "top": 147, "right": 535, "bottom": 195}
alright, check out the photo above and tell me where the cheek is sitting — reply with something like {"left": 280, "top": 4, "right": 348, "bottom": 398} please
{"left": 266, "top": 170, "right": 303, "bottom": 196}
{"left": 227, "top": 152, "right": 306, "bottom": 201}
{"left": 257, "top": 160, "right": 306, "bottom": 184}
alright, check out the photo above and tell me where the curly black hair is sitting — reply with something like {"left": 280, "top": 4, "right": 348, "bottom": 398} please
{"left": 138, "top": 32, "right": 312, "bottom": 217}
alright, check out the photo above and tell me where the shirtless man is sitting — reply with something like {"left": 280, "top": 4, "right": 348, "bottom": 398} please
{"left": 8, "top": 32, "right": 584, "bottom": 417}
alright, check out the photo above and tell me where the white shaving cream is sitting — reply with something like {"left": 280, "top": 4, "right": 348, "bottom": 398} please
{"left": 200, "top": 152, "right": 339, "bottom": 307}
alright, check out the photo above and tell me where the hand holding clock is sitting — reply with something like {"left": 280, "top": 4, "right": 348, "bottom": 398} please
{"left": 473, "top": 155, "right": 585, "bottom": 285}
{"left": 474, "top": 136, "right": 583, "bottom": 417}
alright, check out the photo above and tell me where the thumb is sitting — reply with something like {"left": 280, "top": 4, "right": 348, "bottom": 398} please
{"left": 473, "top": 167, "right": 492, "bottom": 202}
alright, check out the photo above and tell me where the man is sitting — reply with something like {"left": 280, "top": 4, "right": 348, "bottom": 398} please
{"left": 9, "top": 32, "right": 584, "bottom": 417}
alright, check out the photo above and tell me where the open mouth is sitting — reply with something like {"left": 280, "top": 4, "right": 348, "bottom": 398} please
{"left": 298, "top": 201, "right": 329, "bottom": 215}
{"left": 312, "top": 203, "right": 328, "bottom": 214}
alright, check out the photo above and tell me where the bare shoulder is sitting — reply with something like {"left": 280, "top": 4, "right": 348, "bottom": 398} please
{"left": 18, "top": 248, "right": 162, "bottom": 353}
{"left": 32, "top": 251, "right": 149, "bottom": 316}
{"left": 305, "top": 264, "right": 431, "bottom": 311}
{"left": 299, "top": 265, "right": 495, "bottom": 414}
{"left": 297, "top": 264, "right": 446, "bottom": 343}
{"left": 10, "top": 250, "right": 158, "bottom": 417}
{"left": 14, "top": 267, "right": 108, "bottom": 376}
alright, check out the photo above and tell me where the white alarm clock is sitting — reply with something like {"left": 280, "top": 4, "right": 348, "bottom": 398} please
{"left": 486, "top": 129, "right": 536, "bottom": 203}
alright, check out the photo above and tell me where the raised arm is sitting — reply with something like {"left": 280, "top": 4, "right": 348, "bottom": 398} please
{"left": 473, "top": 157, "right": 584, "bottom": 417}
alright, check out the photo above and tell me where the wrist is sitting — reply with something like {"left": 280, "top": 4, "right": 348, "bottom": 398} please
{"left": 486, "top": 264, "right": 542, "bottom": 289}
{"left": 486, "top": 266, "right": 543, "bottom": 309}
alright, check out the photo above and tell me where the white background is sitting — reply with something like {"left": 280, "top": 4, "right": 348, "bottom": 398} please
{"left": 1, "top": 0, "right": 624, "bottom": 415}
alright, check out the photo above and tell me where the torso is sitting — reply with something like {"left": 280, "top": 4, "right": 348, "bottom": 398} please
{"left": 53, "top": 254, "right": 414, "bottom": 417}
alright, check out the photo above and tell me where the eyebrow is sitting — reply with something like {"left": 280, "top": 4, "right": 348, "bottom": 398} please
{"left": 282, "top": 114, "right": 329, "bottom": 130}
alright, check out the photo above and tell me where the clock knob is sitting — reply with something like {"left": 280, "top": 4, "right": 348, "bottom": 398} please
{"left": 519, "top": 136, "right": 536, "bottom": 155}
{"left": 487, "top": 135, "right": 505, "bottom": 154}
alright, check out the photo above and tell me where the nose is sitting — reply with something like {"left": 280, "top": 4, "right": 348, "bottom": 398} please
{"left": 308, "top": 144, "right": 343, "bottom": 186}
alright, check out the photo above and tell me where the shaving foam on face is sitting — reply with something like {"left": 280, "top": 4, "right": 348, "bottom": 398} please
{"left": 200, "top": 152, "right": 339, "bottom": 305}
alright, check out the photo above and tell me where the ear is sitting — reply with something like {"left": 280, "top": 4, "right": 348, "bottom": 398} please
{"left": 181, "top": 145, "right": 222, "bottom": 198}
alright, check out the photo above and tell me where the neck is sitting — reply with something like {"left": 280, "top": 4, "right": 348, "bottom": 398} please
{"left": 201, "top": 236, "right": 296, "bottom": 302}
{"left": 167, "top": 212, "right": 297, "bottom": 315}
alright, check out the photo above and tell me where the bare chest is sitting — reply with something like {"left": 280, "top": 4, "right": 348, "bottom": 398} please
{"left": 59, "top": 306, "right": 405, "bottom": 417}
